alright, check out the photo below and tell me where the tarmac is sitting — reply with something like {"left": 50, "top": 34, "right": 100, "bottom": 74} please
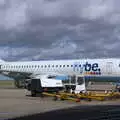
{"left": 0, "top": 89, "right": 78, "bottom": 120}
{"left": 0, "top": 89, "right": 120, "bottom": 120}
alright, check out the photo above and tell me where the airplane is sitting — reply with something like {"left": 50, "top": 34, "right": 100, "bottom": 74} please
{"left": 0, "top": 58, "right": 120, "bottom": 94}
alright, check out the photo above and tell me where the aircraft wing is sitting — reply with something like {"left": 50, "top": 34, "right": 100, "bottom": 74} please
{"left": 0, "top": 71, "right": 32, "bottom": 80}
{"left": 29, "top": 71, "right": 69, "bottom": 79}
{"left": 0, "top": 70, "right": 69, "bottom": 80}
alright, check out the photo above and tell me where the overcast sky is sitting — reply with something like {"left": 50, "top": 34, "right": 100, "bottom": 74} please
{"left": 0, "top": 0, "right": 120, "bottom": 61}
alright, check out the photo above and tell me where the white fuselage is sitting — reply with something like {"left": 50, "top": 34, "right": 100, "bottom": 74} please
{"left": 0, "top": 58, "right": 120, "bottom": 78}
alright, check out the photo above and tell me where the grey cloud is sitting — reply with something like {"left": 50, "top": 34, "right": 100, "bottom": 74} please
{"left": 0, "top": 0, "right": 27, "bottom": 30}
{"left": 0, "top": 0, "right": 120, "bottom": 61}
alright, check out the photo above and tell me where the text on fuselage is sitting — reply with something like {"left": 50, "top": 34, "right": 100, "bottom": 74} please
{"left": 73, "top": 62, "right": 101, "bottom": 75}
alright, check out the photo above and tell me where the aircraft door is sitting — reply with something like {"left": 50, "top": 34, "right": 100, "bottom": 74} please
{"left": 106, "top": 62, "right": 113, "bottom": 74}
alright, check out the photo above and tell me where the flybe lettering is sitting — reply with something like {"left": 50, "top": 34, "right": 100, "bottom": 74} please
{"left": 73, "top": 62, "right": 101, "bottom": 73}
{"left": 84, "top": 62, "right": 99, "bottom": 71}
